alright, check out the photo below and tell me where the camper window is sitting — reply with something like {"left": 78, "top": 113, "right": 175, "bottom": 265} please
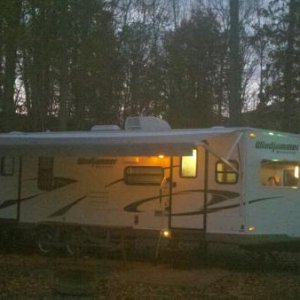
{"left": 124, "top": 166, "right": 164, "bottom": 185}
{"left": 1, "top": 157, "right": 15, "bottom": 176}
{"left": 180, "top": 149, "right": 198, "bottom": 178}
{"left": 261, "top": 160, "right": 299, "bottom": 188}
{"left": 215, "top": 160, "right": 239, "bottom": 184}
{"left": 38, "top": 157, "right": 54, "bottom": 191}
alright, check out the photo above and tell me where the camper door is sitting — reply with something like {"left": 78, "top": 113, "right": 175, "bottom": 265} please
{"left": 169, "top": 147, "right": 206, "bottom": 230}
{"left": 0, "top": 156, "right": 20, "bottom": 220}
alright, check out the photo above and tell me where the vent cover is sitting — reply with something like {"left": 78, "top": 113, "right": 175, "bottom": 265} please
{"left": 125, "top": 116, "right": 171, "bottom": 131}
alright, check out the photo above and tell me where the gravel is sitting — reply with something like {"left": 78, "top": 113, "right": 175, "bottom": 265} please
{"left": 0, "top": 251, "right": 300, "bottom": 299}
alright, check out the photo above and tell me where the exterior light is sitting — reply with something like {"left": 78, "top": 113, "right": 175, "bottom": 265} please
{"left": 268, "top": 132, "right": 275, "bottom": 136}
{"left": 158, "top": 155, "right": 165, "bottom": 159}
{"left": 249, "top": 132, "right": 256, "bottom": 138}
{"left": 248, "top": 226, "right": 255, "bottom": 232}
{"left": 161, "top": 229, "right": 171, "bottom": 238}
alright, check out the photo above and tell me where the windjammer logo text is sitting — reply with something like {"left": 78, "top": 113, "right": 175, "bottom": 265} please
{"left": 255, "top": 141, "right": 299, "bottom": 152}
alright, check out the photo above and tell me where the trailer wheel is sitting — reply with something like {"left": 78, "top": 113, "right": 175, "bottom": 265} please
{"left": 65, "top": 243, "right": 81, "bottom": 256}
{"left": 65, "top": 231, "right": 82, "bottom": 256}
{"left": 37, "top": 231, "right": 55, "bottom": 254}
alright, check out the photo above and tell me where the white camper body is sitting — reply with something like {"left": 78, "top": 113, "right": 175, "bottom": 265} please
{"left": 1, "top": 117, "right": 300, "bottom": 251}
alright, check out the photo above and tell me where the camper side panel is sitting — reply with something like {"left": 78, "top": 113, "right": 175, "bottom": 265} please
{"left": 18, "top": 155, "right": 170, "bottom": 231}
{"left": 244, "top": 131, "right": 300, "bottom": 239}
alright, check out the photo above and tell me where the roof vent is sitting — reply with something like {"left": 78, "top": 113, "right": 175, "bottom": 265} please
{"left": 125, "top": 116, "right": 171, "bottom": 131}
{"left": 91, "top": 125, "right": 120, "bottom": 131}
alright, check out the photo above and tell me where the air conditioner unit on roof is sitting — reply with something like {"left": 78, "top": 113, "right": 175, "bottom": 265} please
{"left": 125, "top": 116, "right": 171, "bottom": 131}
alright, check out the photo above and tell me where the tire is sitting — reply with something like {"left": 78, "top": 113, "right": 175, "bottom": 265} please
{"left": 65, "top": 231, "right": 82, "bottom": 256}
{"left": 37, "top": 231, "right": 55, "bottom": 254}
{"left": 65, "top": 243, "right": 81, "bottom": 256}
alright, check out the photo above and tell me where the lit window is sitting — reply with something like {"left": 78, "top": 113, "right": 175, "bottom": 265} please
{"left": 124, "top": 166, "right": 164, "bottom": 185}
{"left": 180, "top": 149, "right": 197, "bottom": 178}
{"left": 261, "top": 160, "right": 299, "bottom": 188}
{"left": 215, "top": 160, "right": 239, "bottom": 184}
{"left": 1, "top": 157, "right": 15, "bottom": 176}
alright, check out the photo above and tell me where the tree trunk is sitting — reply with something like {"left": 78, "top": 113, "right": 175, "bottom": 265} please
{"left": 0, "top": 6, "right": 4, "bottom": 114}
{"left": 228, "top": 0, "right": 242, "bottom": 126}
{"left": 282, "top": 0, "right": 297, "bottom": 132}
{"left": 2, "top": 0, "right": 21, "bottom": 131}
{"left": 58, "top": 60, "right": 68, "bottom": 131}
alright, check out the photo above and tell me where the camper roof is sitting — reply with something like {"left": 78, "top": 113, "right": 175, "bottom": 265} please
{"left": 0, "top": 126, "right": 240, "bottom": 157}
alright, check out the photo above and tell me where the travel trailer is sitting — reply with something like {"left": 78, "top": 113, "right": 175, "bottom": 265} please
{"left": 0, "top": 116, "right": 300, "bottom": 254}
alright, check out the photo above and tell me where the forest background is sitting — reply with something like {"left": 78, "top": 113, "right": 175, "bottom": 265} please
{"left": 1, "top": 0, "right": 300, "bottom": 133}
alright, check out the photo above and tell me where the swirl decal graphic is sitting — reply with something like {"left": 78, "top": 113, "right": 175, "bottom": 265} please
{"left": 124, "top": 189, "right": 240, "bottom": 215}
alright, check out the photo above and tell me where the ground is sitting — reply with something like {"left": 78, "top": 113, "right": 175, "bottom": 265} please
{"left": 1, "top": 248, "right": 300, "bottom": 299}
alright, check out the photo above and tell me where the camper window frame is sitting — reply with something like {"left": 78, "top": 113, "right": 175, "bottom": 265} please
{"left": 124, "top": 166, "right": 164, "bottom": 186}
{"left": 1, "top": 157, "right": 15, "bottom": 176}
{"left": 261, "top": 160, "right": 300, "bottom": 188}
{"left": 180, "top": 149, "right": 198, "bottom": 178}
{"left": 215, "top": 160, "right": 239, "bottom": 184}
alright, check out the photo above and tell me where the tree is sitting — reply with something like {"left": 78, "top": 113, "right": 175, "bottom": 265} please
{"left": 165, "top": 10, "right": 225, "bottom": 128}
{"left": 18, "top": 0, "right": 119, "bottom": 130}
{"left": 6, "top": 0, "right": 298, "bottom": 133}
{"left": 68, "top": 0, "right": 118, "bottom": 128}
{"left": 116, "top": 0, "right": 170, "bottom": 123}
{"left": 228, "top": 0, "right": 242, "bottom": 126}
{"left": 0, "top": 0, "right": 21, "bottom": 131}
{"left": 21, "top": 0, "right": 57, "bottom": 130}
{"left": 282, "top": 0, "right": 300, "bottom": 132}
{"left": 258, "top": 0, "right": 300, "bottom": 132}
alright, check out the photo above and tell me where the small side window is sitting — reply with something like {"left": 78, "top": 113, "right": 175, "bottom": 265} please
{"left": 38, "top": 157, "right": 54, "bottom": 190}
{"left": 124, "top": 166, "right": 164, "bottom": 185}
{"left": 215, "top": 160, "right": 239, "bottom": 184}
{"left": 180, "top": 149, "right": 197, "bottom": 178}
{"left": 1, "top": 157, "right": 15, "bottom": 176}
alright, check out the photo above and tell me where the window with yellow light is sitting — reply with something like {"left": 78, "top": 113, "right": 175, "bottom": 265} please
{"left": 215, "top": 160, "right": 239, "bottom": 184}
{"left": 180, "top": 149, "right": 197, "bottom": 178}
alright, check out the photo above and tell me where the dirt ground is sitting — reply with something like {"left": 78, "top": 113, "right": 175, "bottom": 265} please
{"left": 1, "top": 249, "right": 300, "bottom": 299}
